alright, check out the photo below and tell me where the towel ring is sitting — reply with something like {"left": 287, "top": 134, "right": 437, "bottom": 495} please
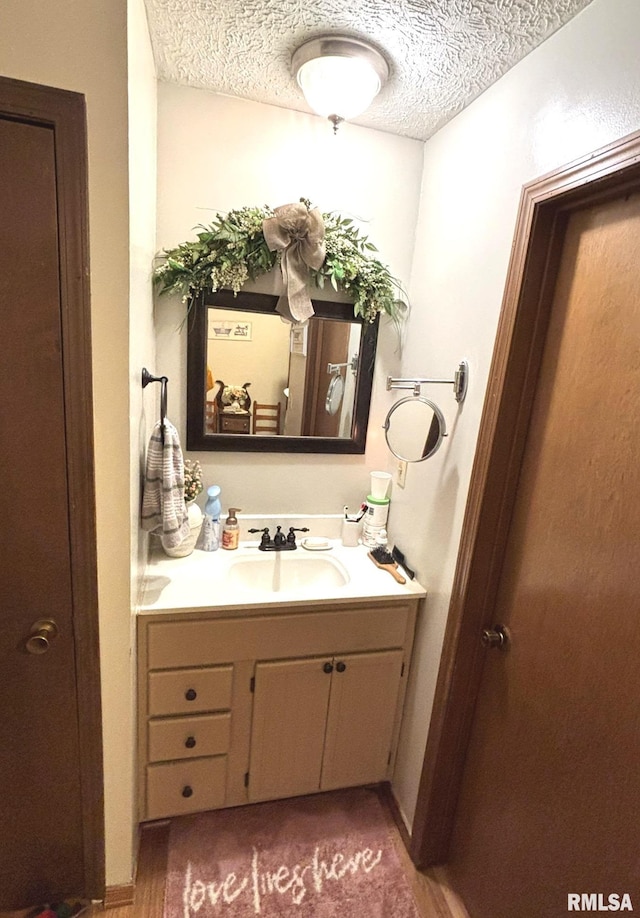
{"left": 142, "top": 368, "right": 168, "bottom": 443}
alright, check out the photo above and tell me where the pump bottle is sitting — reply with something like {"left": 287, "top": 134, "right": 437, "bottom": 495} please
{"left": 222, "top": 508, "right": 241, "bottom": 550}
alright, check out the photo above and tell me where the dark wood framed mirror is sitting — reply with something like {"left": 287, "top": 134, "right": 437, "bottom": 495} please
{"left": 186, "top": 290, "right": 379, "bottom": 453}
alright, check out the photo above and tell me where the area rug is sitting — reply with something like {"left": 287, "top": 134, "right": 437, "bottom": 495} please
{"left": 163, "top": 788, "right": 422, "bottom": 917}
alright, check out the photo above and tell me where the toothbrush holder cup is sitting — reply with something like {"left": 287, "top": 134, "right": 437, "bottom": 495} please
{"left": 341, "top": 518, "right": 361, "bottom": 547}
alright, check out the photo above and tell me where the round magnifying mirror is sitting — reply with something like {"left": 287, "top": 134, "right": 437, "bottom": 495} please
{"left": 325, "top": 373, "right": 345, "bottom": 416}
{"left": 383, "top": 396, "right": 447, "bottom": 462}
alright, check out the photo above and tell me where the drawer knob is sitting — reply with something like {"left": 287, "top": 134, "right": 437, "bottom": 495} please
{"left": 182, "top": 785, "right": 193, "bottom": 798}
{"left": 323, "top": 661, "right": 334, "bottom": 674}
{"left": 185, "top": 736, "right": 197, "bottom": 749}
{"left": 336, "top": 661, "right": 347, "bottom": 673}
{"left": 185, "top": 688, "right": 197, "bottom": 701}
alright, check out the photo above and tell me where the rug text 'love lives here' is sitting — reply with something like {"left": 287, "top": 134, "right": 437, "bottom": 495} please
{"left": 183, "top": 844, "right": 384, "bottom": 915}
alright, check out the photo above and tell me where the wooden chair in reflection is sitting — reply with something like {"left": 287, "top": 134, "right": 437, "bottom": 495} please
{"left": 205, "top": 399, "right": 218, "bottom": 433}
{"left": 253, "top": 402, "right": 281, "bottom": 436}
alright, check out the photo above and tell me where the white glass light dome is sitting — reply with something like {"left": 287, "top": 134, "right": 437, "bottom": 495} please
{"left": 292, "top": 36, "right": 389, "bottom": 131}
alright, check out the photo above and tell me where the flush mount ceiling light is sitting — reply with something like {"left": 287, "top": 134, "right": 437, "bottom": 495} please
{"left": 292, "top": 35, "right": 389, "bottom": 133}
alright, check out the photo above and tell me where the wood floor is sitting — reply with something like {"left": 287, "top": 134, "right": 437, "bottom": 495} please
{"left": 0, "top": 790, "right": 469, "bottom": 917}
{"left": 94, "top": 789, "right": 469, "bottom": 918}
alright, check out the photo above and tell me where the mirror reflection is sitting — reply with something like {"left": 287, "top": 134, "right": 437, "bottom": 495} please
{"left": 186, "top": 291, "right": 379, "bottom": 454}
{"left": 325, "top": 372, "right": 345, "bottom": 417}
{"left": 206, "top": 308, "right": 360, "bottom": 438}
{"left": 383, "top": 396, "right": 447, "bottom": 462}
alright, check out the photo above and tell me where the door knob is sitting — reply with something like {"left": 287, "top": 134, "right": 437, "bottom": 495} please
{"left": 25, "top": 619, "right": 59, "bottom": 655}
{"left": 481, "top": 624, "right": 510, "bottom": 649}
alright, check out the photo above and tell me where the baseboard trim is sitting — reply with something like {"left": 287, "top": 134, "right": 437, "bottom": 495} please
{"left": 102, "top": 884, "right": 135, "bottom": 909}
{"left": 377, "top": 782, "right": 411, "bottom": 851}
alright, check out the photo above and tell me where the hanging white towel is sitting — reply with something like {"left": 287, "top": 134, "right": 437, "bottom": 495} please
{"left": 141, "top": 420, "right": 189, "bottom": 549}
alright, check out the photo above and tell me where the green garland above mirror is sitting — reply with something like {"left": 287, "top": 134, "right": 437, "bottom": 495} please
{"left": 153, "top": 198, "right": 407, "bottom": 325}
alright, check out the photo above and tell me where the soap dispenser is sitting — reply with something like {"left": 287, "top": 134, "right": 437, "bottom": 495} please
{"left": 222, "top": 508, "right": 241, "bottom": 550}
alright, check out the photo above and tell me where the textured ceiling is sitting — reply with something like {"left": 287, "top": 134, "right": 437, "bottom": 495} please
{"left": 144, "top": 0, "right": 594, "bottom": 140}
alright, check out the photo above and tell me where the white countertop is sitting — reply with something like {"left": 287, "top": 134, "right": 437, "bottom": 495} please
{"left": 139, "top": 541, "right": 426, "bottom": 614}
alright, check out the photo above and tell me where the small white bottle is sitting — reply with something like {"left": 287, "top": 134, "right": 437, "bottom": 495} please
{"left": 375, "top": 528, "right": 388, "bottom": 549}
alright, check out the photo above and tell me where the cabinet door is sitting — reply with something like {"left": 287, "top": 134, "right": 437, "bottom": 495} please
{"left": 321, "top": 649, "right": 404, "bottom": 790}
{"left": 249, "top": 657, "right": 332, "bottom": 802}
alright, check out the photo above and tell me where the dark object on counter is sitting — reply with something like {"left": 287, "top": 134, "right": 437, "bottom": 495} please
{"left": 368, "top": 547, "right": 406, "bottom": 584}
{"left": 392, "top": 544, "right": 415, "bottom": 580}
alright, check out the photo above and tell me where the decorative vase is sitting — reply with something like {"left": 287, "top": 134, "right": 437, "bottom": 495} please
{"left": 163, "top": 500, "right": 203, "bottom": 558}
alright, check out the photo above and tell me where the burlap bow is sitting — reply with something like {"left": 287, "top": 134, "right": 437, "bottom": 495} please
{"left": 262, "top": 203, "right": 326, "bottom": 324}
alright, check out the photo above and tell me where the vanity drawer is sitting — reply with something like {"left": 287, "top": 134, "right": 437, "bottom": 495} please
{"left": 148, "top": 666, "right": 233, "bottom": 716}
{"left": 148, "top": 712, "right": 231, "bottom": 763}
{"left": 147, "top": 605, "right": 411, "bottom": 669}
{"left": 146, "top": 756, "right": 227, "bottom": 819}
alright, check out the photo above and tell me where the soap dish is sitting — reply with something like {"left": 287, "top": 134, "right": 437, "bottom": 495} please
{"left": 300, "top": 537, "right": 333, "bottom": 551}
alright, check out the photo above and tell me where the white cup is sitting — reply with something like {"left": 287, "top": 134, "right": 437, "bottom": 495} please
{"left": 370, "top": 471, "right": 392, "bottom": 500}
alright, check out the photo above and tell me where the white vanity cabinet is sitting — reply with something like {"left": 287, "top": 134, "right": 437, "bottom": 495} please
{"left": 249, "top": 649, "right": 404, "bottom": 801}
{"left": 137, "top": 598, "right": 419, "bottom": 821}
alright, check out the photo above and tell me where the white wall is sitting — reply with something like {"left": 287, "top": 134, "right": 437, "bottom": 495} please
{"left": 391, "top": 0, "right": 640, "bottom": 830}
{"left": 130, "top": 0, "right": 158, "bottom": 590}
{"left": 128, "top": 0, "right": 157, "bottom": 880}
{"left": 155, "top": 85, "right": 424, "bottom": 515}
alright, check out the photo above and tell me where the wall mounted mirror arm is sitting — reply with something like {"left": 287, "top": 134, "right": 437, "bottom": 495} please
{"left": 327, "top": 353, "right": 359, "bottom": 376}
{"left": 383, "top": 361, "right": 468, "bottom": 463}
{"left": 386, "top": 359, "right": 469, "bottom": 403}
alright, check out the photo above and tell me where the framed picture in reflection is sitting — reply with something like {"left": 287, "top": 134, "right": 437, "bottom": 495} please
{"left": 211, "top": 320, "right": 252, "bottom": 341}
{"left": 290, "top": 324, "right": 307, "bottom": 356}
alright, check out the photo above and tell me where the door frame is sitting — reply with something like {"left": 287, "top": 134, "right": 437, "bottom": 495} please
{"left": 410, "top": 128, "right": 640, "bottom": 868}
{"left": 0, "top": 77, "right": 104, "bottom": 896}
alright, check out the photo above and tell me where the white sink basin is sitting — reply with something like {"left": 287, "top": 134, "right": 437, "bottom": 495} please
{"left": 227, "top": 552, "right": 349, "bottom": 594}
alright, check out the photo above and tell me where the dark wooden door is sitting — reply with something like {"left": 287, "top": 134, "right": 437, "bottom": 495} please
{"left": 446, "top": 192, "right": 640, "bottom": 916}
{"left": 302, "top": 319, "right": 350, "bottom": 437}
{"left": 0, "top": 79, "right": 102, "bottom": 909}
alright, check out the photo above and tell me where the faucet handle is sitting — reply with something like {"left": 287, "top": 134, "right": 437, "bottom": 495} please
{"left": 286, "top": 526, "right": 310, "bottom": 543}
{"left": 249, "top": 527, "right": 271, "bottom": 547}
